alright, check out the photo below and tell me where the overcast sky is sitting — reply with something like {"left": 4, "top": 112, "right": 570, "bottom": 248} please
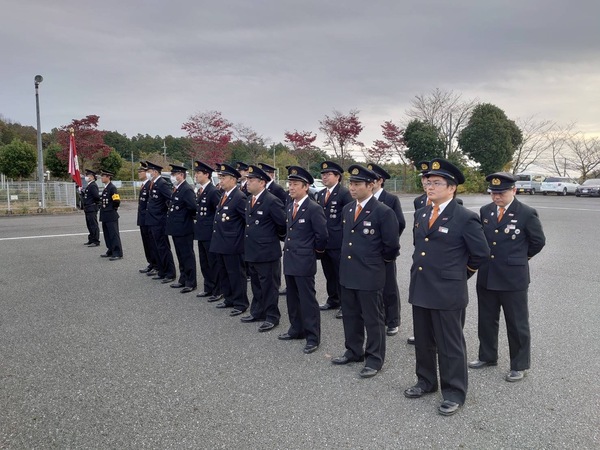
{"left": 1, "top": 0, "right": 599, "bottom": 155}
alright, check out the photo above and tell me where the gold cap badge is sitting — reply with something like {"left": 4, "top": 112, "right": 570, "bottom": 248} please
{"left": 194, "top": 161, "right": 199, "bottom": 167}
{"left": 367, "top": 164, "right": 373, "bottom": 170}
{"left": 322, "top": 163, "right": 328, "bottom": 169}
{"left": 248, "top": 166, "right": 254, "bottom": 172}
{"left": 492, "top": 178, "right": 501, "bottom": 185}
{"left": 432, "top": 161, "right": 440, "bottom": 170}
{"left": 421, "top": 163, "right": 428, "bottom": 170}
{"left": 351, "top": 168, "right": 359, "bottom": 175}
{"left": 220, "top": 165, "right": 226, "bottom": 171}
{"left": 291, "top": 169, "right": 298, "bottom": 175}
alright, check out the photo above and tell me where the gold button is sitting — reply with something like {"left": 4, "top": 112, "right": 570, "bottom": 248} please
{"left": 418, "top": 267, "right": 423, "bottom": 271}
{"left": 424, "top": 238, "right": 429, "bottom": 242}
{"left": 349, "top": 243, "right": 353, "bottom": 246}
{"left": 495, "top": 230, "right": 498, "bottom": 233}
{"left": 351, "top": 230, "right": 355, "bottom": 233}
{"left": 491, "top": 255, "right": 495, "bottom": 259}
{"left": 492, "top": 242, "right": 496, "bottom": 245}
{"left": 348, "top": 256, "right": 352, "bottom": 259}
{"left": 421, "top": 252, "right": 425, "bottom": 256}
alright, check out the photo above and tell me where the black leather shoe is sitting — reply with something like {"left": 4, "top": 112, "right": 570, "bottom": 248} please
{"left": 139, "top": 267, "right": 151, "bottom": 273}
{"left": 438, "top": 400, "right": 461, "bottom": 416}
{"left": 87, "top": 242, "right": 100, "bottom": 247}
{"left": 109, "top": 256, "right": 123, "bottom": 261}
{"left": 152, "top": 275, "right": 164, "bottom": 280}
{"left": 407, "top": 336, "right": 415, "bottom": 345}
{"left": 84, "top": 242, "right": 92, "bottom": 245}
{"left": 335, "top": 308, "right": 343, "bottom": 319}
{"left": 240, "top": 315, "right": 261, "bottom": 323}
{"left": 180, "top": 287, "right": 196, "bottom": 294}
{"left": 505, "top": 370, "right": 525, "bottom": 382}
{"left": 331, "top": 355, "right": 365, "bottom": 365}
{"left": 303, "top": 344, "right": 319, "bottom": 354}
{"left": 146, "top": 269, "right": 158, "bottom": 276}
{"left": 278, "top": 333, "right": 304, "bottom": 340}
{"left": 258, "top": 321, "right": 277, "bottom": 332}
{"left": 100, "top": 254, "right": 111, "bottom": 258}
{"left": 404, "top": 385, "right": 438, "bottom": 398}
{"left": 468, "top": 360, "right": 498, "bottom": 369}
{"left": 161, "top": 278, "right": 176, "bottom": 284}
{"left": 386, "top": 326, "right": 399, "bottom": 336}
{"left": 229, "top": 309, "right": 245, "bottom": 317}
{"left": 215, "top": 302, "right": 233, "bottom": 309}
{"left": 319, "top": 303, "right": 339, "bottom": 311}
{"left": 170, "top": 283, "right": 184, "bottom": 288}
{"left": 359, "top": 367, "right": 378, "bottom": 378}
{"left": 196, "top": 291, "right": 210, "bottom": 297}
{"left": 207, "top": 294, "right": 223, "bottom": 302}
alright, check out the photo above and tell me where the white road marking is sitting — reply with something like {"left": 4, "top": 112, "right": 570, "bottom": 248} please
{"left": 0, "top": 229, "right": 138, "bottom": 241}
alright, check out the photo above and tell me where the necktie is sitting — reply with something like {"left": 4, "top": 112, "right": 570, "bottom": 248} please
{"left": 220, "top": 194, "right": 228, "bottom": 207}
{"left": 325, "top": 190, "right": 331, "bottom": 204}
{"left": 426, "top": 198, "right": 432, "bottom": 206}
{"left": 497, "top": 207, "right": 505, "bottom": 222}
{"left": 251, "top": 196, "right": 257, "bottom": 208}
{"left": 197, "top": 186, "right": 203, "bottom": 196}
{"left": 292, "top": 202, "right": 299, "bottom": 219}
{"left": 428, "top": 205, "right": 440, "bottom": 229}
{"left": 354, "top": 203, "right": 362, "bottom": 221}
{"left": 149, "top": 181, "right": 154, "bottom": 192}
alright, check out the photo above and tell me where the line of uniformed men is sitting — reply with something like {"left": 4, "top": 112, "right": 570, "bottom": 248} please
{"left": 130, "top": 157, "right": 544, "bottom": 418}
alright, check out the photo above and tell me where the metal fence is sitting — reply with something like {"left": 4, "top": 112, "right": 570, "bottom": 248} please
{"left": 0, "top": 181, "right": 79, "bottom": 213}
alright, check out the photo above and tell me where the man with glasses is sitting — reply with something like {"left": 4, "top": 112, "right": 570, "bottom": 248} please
{"left": 469, "top": 172, "right": 545, "bottom": 382}
{"left": 403, "top": 158, "right": 489, "bottom": 416}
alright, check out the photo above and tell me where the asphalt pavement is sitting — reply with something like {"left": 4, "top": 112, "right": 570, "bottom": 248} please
{"left": 1, "top": 194, "right": 599, "bottom": 449}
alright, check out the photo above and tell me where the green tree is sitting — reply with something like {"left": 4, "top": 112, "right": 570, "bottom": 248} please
{"left": 403, "top": 119, "right": 445, "bottom": 163}
{"left": 104, "top": 131, "right": 133, "bottom": 159}
{"left": 458, "top": 103, "right": 523, "bottom": 174}
{"left": 0, "top": 138, "right": 37, "bottom": 179}
{"left": 100, "top": 150, "right": 123, "bottom": 177}
{"left": 45, "top": 143, "right": 68, "bottom": 178}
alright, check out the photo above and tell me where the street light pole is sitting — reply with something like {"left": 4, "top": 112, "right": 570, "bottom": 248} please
{"left": 34, "top": 75, "right": 45, "bottom": 211}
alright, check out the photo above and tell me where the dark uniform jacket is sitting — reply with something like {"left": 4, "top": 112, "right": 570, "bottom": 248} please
{"left": 82, "top": 181, "right": 100, "bottom": 213}
{"left": 283, "top": 197, "right": 328, "bottom": 277}
{"left": 340, "top": 197, "right": 400, "bottom": 291}
{"left": 194, "top": 182, "right": 221, "bottom": 241}
{"left": 316, "top": 183, "right": 353, "bottom": 249}
{"left": 477, "top": 198, "right": 545, "bottom": 292}
{"left": 414, "top": 193, "right": 428, "bottom": 211}
{"left": 136, "top": 180, "right": 150, "bottom": 226}
{"left": 209, "top": 186, "right": 247, "bottom": 255}
{"left": 409, "top": 200, "right": 490, "bottom": 310}
{"left": 377, "top": 189, "right": 406, "bottom": 236}
{"left": 244, "top": 190, "right": 286, "bottom": 262}
{"left": 267, "top": 181, "right": 288, "bottom": 205}
{"left": 99, "top": 182, "right": 120, "bottom": 223}
{"left": 146, "top": 177, "right": 173, "bottom": 227}
{"left": 166, "top": 181, "right": 197, "bottom": 236}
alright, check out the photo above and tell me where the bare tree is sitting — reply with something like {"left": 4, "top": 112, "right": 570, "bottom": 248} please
{"left": 566, "top": 133, "right": 600, "bottom": 180}
{"left": 405, "top": 88, "right": 478, "bottom": 158}
{"left": 511, "top": 117, "right": 555, "bottom": 173}
{"left": 232, "top": 123, "right": 269, "bottom": 163}
{"left": 542, "top": 123, "right": 576, "bottom": 176}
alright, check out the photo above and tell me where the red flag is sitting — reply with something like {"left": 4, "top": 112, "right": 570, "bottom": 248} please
{"left": 68, "top": 128, "right": 82, "bottom": 187}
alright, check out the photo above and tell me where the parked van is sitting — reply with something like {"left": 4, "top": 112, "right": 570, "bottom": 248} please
{"left": 515, "top": 173, "right": 545, "bottom": 195}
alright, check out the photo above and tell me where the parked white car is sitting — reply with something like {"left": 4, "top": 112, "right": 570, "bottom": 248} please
{"left": 541, "top": 177, "right": 580, "bottom": 196}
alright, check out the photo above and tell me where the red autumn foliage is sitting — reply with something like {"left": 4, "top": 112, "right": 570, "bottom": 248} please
{"left": 182, "top": 111, "right": 233, "bottom": 167}
{"left": 56, "top": 115, "right": 112, "bottom": 170}
{"left": 319, "top": 110, "right": 363, "bottom": 167}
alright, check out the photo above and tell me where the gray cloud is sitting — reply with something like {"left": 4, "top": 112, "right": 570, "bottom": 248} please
{"left": 1, "top": 0, "right": 599, "bottom": 149}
